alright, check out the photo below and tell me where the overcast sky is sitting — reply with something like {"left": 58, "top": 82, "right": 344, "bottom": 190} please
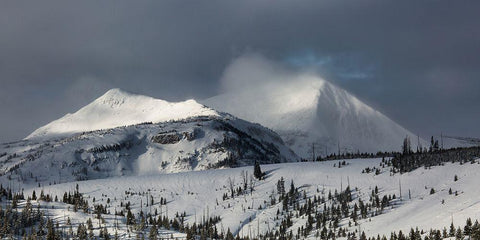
{"left": 1, "top": 0, "right": 479, "bottom": 143}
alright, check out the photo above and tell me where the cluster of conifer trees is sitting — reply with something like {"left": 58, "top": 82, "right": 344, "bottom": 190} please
{"left": 390, "top": 146, "right": 480, "bottom": 173}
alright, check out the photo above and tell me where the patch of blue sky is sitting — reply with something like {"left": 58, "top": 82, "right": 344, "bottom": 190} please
{"left": 284, "top": 51, "right": 332, "bottom": 67}
{"left": 284, "top": 51, "right": 375, "bottom": 81}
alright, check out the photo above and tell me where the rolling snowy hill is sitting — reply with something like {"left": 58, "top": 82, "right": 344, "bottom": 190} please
{"left": 203, "top": 75, "right": 425, "bottom": 158}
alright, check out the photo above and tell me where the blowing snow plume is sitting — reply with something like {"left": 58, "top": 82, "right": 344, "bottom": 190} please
{"left": 203, "top": 54, "right": 425, "bottom": 158}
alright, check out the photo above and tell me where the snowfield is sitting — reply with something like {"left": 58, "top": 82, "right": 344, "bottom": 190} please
{"left": 11, "top": 158, "right": 480, "bottom": 239}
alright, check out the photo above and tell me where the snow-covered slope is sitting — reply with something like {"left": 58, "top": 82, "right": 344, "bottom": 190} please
{"left": 2, "top": 115, "right": 297, "bottom": 182}
{"left": 203, "top": 75, "right": 425, "bottom": 158}
{"left": 27, "top": 88, "right": 218, "bottom": 139}
{"left": 9, "top": 158, "right": 480, "bottom": 239}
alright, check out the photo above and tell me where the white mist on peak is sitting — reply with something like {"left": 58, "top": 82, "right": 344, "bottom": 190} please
{"left": 203, "top": 54, "right": 424, "bottom": 157}
{"left": 27, "top": 88, "right": 218, "bottom": 139}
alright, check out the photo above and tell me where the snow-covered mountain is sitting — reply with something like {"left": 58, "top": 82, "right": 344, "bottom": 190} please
{"left": 0, "top": 89, "right": 297, "bottom": 183}
{"left": 27, "top": 88, "right": 219, "bottom": 139}
{"left": 203, "top": 75, "right": 424, "bottom": 158}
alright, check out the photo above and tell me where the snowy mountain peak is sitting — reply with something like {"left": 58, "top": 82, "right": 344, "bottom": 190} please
{"left": 26, "top": 89, "right": 219, "bottom": 139}
{"left": 203, "top": 75, "right": 425, "bottom": 157}
{"left": 95, "top": 88, "right": 136, "bottom": 108}
{"left": 101, "top": 87, "right": 129, "bottom": 97}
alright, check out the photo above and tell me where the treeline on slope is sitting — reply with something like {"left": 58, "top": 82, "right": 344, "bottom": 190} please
{"left": 310, "top": 151, "right": 395, "bottom": 162}
{"left": 302, "top": 135, "right": 480, "bottom": 167}
{"left": 390, "top": 136, "right": 480, "bottom": 173}
{"left": 304, "top": 135, "right": 480, "bottom": 174}
{"left": 300, "top": 146, "right": 397, "bottom": 162}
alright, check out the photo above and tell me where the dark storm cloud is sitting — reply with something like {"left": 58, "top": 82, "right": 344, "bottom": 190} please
{"left": 1, "top": 0, "right": 479, "bottom": 142}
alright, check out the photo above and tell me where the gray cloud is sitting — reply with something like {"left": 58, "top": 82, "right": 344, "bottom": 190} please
{"left": 1, "top": 0, "right": 479, "bottom": 142}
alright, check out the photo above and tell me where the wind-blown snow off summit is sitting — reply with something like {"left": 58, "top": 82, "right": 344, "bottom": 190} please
{"left": 203, "top": 55, "right": 425, "bottom": 158}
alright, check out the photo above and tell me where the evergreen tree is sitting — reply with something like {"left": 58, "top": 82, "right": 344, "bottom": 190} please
{"left": 102, "top": 227, "right": 110, "bottom": 240}
{"left": 77, "top": 223, "right": 87, "bottom": 240}
{"left": 472, "top": 220, "right": 480, "bottom": 240}
{"left": 456, "top": 227, "right": 464, "bottom": 240}
{"left": 149, "top": 224, "right": 158, "bottom": 240}
{"left": 465, "top": 218, "right": 473, "bottom": 236}
{"left": 277, "top": 177, "right": 285, "bottom": 196}
{"left": 254, "top": 161, "right": 263, "bottom": 179}
{"left": 289, "top": 180, "right": 295, "bottom": 197}
{"left": 127, "top": 209, "right": 136, "bottom": 225}
{"left": 450, "top": 222, "right": 456, "bottom": 237}
{"left": 402, "top": 136, "right": 412, "bottom": 155}
{"left": 430, "top": 136, "right": 435, "bottom": 152}
{"left": 46, "top": 218, "right": 56, "bottom": 240}
{"left": 434, "top": 140, "right": 440, "bottom": 151}
{"left": 225, "top": 228, "right": 234, "bottom": 240}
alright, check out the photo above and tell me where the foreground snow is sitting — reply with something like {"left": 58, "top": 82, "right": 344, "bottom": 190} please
{"left": 15, "top": 158, "right": 480, "bottom": 238}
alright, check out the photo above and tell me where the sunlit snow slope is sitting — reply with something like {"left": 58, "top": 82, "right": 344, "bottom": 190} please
{"left": 27, "top": 88, "right": 218, "bottom": 139}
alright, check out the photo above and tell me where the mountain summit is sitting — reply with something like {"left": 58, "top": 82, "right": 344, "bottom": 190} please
{"left": 203, "top": 75, "right": 423, "bottom": 157}
{"left": 27, "top": 88, "right": 218, "bottom": 139}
